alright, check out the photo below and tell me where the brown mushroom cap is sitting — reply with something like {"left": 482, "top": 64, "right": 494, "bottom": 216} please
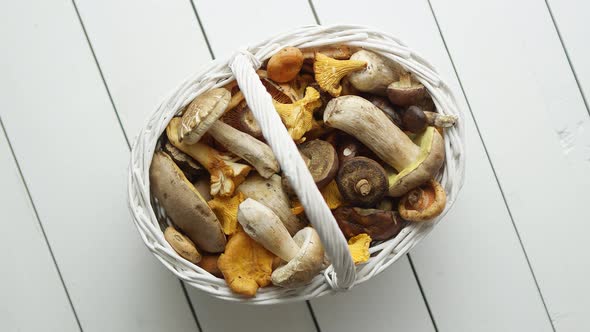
{"left": 179, "top": 88, "right": 230, "bottom": 144}
{"left": 220, "top": 100, "right": 264, "bottom": 140}
{"left": 150, "top": 151, "right": 226, "bottom": 252}
{"left": 271, "top": 227, "right": 325, "bottom": 288}
{"left": 298, "top": 139, "right": 339, "bottom": 189}
{"left": 198, "top": 255, "right": 222, "bottom": 278}
{"left": 386, "top": 73, "right": 429, "bottom": 107}
{"left": 401, "top": 106, "right": 428, "bottom": 133}
{"left": 164, "top": 226, "right": 201, "bottom": 264}
{"left": 365, "top": 95, "right": 403, "bottom": 127}
{"left": 336, "top": 157, "right": 388, "bottom": 207}
{"left": 399, "top": 179, "right": 446, "bottom": 221}
{"left": 267, "top": 47, "right": 304, "bottom": 83}
{"left": 333, "top": 207, "right": 405, "bottom": 241}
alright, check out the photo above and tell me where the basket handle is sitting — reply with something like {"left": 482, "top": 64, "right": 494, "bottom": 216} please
{"left": 230, "top": 50, "right": 356, "bottom": 289}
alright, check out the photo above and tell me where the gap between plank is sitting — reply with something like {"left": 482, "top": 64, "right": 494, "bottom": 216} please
{"left": 188, "top": 1, "right": 322, "bottom": 330}
{"left": 70, "top": 1, "right": 203, "bottom": 331}
{"left": 543, "top": 0, "right": 590, "bottom": 117}
{"left": 425, "top": 1, "right": 557, "bottom": 330}
{"left": 0, "top": 117, "right": 84, "bottom": 332}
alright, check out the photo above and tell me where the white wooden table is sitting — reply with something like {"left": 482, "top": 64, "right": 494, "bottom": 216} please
{"left": 1, "top": 1, "right": 589, "bottom": 331}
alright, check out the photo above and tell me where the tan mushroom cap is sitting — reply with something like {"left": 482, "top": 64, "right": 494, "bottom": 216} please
{"left": 398, "top": 179, "right": 447, "bottom": 221}
{"left": 150, "top": 151, "right": 226, "bottom": 252}
{"left": 271, "top": 227, "right": 325, "bottom": 288}
{"left": 179, "top": 88, "right": 230, "bottom": 144}
{"left": 388, "top": 126, "right": 445, "bottom": 197}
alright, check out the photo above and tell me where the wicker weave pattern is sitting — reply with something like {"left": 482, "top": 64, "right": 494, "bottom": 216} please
{"left": 128, "top": 25, "right": 465, "bottom": 304}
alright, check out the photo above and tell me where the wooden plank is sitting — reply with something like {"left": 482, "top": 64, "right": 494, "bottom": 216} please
{"left": 311, "top": 0, "right": 555, "bottom": 331}
{"left": 0, "top": 126, "right": 79, "bottom": 332}
{"left": 73, "top": 0, "right": 317, "bottom": 331}
{"left": 428, "top": 0, "right": 590, "bottom": 330}
{"left": 0, "top": 1, "right": 199, "bottom": 331}
{"left": 546, "top": 0, "right": 590, "bottom": 113}
{"left": 193, "top": 1, "right": 435, "bottom": 331}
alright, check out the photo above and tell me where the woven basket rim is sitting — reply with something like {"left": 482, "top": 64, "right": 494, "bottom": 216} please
{"left": 128, "top": 24, "right": 466, "bottom": 304}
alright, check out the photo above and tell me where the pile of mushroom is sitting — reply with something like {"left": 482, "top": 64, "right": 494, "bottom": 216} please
{"left": 149, "top": 45, "right": 457, "bottom": 297}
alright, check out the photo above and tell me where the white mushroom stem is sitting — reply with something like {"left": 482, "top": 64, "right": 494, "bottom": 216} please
{"left": 424, "top": 111, "right": 457, "bottom": 128}
{"left": 324, "top": 95, "right": 419, "bottom": 171}
{"left": 238, "top": 174, "right": 306, "bottom": 235}
{"left": 208, "top": 120, "right": 279, "bottom": 178}
{"left": 238, "top": 198, "right": 300, "bottom": 262}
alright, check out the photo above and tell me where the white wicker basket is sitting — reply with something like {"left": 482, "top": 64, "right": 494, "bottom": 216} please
{"left": 128, "top": 25, "right": 465, "bottom": 304}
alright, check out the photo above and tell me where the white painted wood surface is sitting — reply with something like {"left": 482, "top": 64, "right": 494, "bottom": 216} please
{"left": 429, "top": 0, "right": 590, "bottom": 331}
{"left": 0, "top": 1, "right": 198, "bottom": 331}
{"left": 547, "top": 0, "right": 590, "bottom": 112}
{"left": 1, "top": 0, "right": 588, "bottom": 331}
{"left": 0, "top": 127, "right": 79, "bottom": 332}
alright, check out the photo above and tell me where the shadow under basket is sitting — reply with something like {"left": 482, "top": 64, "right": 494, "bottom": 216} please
{"left": 128, "top": 24, "right": 466, "bottom": 304}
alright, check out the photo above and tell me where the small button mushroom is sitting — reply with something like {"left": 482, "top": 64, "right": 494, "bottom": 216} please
{"left": 273, "top": 87, "right": 323, "bottom": 142}
{"left": 347, "top": 50, "right": 405, "bottom": 95}
{"left": 237, "top": 199, "right": 325, "bottom": 289}
{"left": 386, "top": 72, "right": 429, "bottom": 107}
{"left": 323, "top": 95, "right": 445, "bottom": 196}
{"left": 179, "top": 88, "right": 230, "bottom": 144}
{"left": 150, "top": 152, "right": 226, "bottom": 252}
{"left": 313, "top": 52, "right": 367, "bottom": 97}
{"left": 267, "top": 47, "right": 304, "bottom": 83}
{"left": 162, "top": 141, "right": 203, "bottom": 182}
{"left": 167, "top": 118, "right": 251, "bottom": 197}
{"left": 336, "top": 157, "right": 388, "bottom": 207}
{"left": 333, "top": 206, "right": 406, "bottom": 241}
{"left": 238, "top": 174, "right": 306, "bottom": 235}
{"left": 401, "top": 106, "right": 428, "bottom": 133}
{"left": 164, "top": 226, "right": 202, "bottom": 264}
{"left": 298, "top": 139, "right": 339, "bottom": 189}
{"left": 365, "top": 95, "right": 403, "bottom": 127}
{"left": 220, "top": 100, "right": 264, "bottom": 140}
{"left": 398, "top": 179, "right": 447, "bottom": 221}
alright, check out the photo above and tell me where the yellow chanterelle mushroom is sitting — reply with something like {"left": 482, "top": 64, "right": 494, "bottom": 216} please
{"left": 273, "top": 86, "right": 322, "bottom": 142}
{"left": 313, "top": 52, "right": 366, "bottom": 97}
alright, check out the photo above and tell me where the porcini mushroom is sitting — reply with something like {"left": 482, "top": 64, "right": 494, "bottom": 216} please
{"left": 167, "top": 118, "right": 251, "bottom": 197}
{"left": 333, "top": 206, "right": 405, "bottom": 241}
{"left": 273, "top": 86, "right": 322, "bottom": 142}
{"left": 179, "top": 88, "right": 231, "bottom": 144}
{"left": 267, "top": 47, "right": 304, "bottom": 83}
{"left": 208, "top": 120, "right": 280, "bottom": 178}
{"left": 313, "top": 52, "right": 367, "bottom": 97}
{"left": 150, "top": 152, "right": 226, "bottom": 252}
{"left": 298, "top": 139, "right": 339, "bottom": 189}
{"left": 366, "top": 95, "right": 403, "bottom": 128}
{"left": 323, "top": 95, "right": 445, "bottom": 196}
{"left": 237, "top": 199, "right": 324, "bottom": 288}
{"left": 238, "top": 198, "right": 301, "bottom": 261}
{"left": 347, "top": 50, "right": 405, "bottom": 95}
{"left": 271, "top": 227, "right": 325, "bottom": 288}
{"left": 301, "top": 45, "right": 353, "bottom": 62}
{"left": 336, "top": 156, "right": 388, "bottom": 207}
{"left": 238, "top": 174, "right": 306, "bottom": 235}
{"left": 386, "top": 72, "right": 429, "bottom": 107}
{"left": 424, "top": 111, "right": 457, "bottom": 128}
{"left": 164, "top": 226, "right": 202, "bottom": 264}
{"left": 398, "top": 179, "right": 446, "bottom": 221}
